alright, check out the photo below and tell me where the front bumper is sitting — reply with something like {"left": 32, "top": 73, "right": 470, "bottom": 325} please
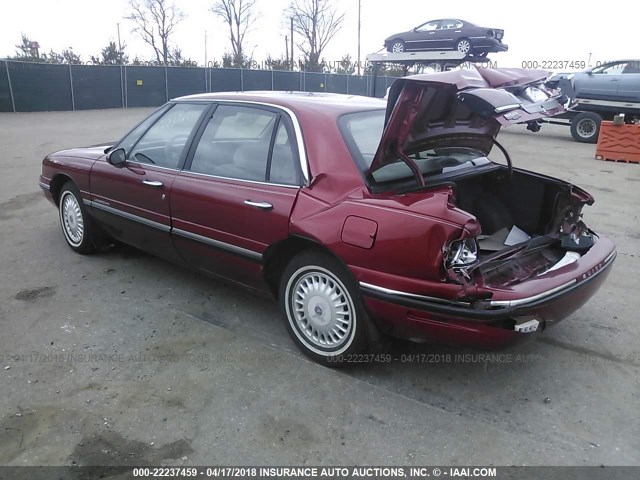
{"left": 360, "top": 239, "right": 616, "bottom": 348}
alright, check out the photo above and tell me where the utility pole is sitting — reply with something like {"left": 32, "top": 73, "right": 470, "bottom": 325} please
{"left": 205, "top": 30, "right": 208, "bottom": 67}
{"left": 357, "top": 0, "right": 362, "bottom": 76}
{"left": 290, "top": 17, "right": 294, "bottom": 71}
{"left": 117, "top": 23, "right": 122, "bottom": 63}
{"left": 285, "top": 35, "right": 289, "bottom": 68}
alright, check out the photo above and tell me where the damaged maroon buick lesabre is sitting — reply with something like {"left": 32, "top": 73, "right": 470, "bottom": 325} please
{"left": 40, "top": 68, "right": 616, "bottom": 366}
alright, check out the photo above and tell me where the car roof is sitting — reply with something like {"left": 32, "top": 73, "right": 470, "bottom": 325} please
{"left": 172, "top": 91, "right": 386, "bottom": 117}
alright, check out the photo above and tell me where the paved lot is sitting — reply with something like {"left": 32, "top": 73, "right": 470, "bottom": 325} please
{"left": 0, "top": 108, "right": 639, "bottom": 467}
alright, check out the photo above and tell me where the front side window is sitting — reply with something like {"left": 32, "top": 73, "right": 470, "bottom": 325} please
{"left": 416, "top": 21, "right": 440, "bottom": 32}
{"left": 116, "top": 104, "right": 171, "bottom": 156}
{"left": 129, "top": 103, "right": 209, "bottom": 169}
{"left": 595, "top": 62, "right": 627, "bottom": 75}
{"left": 190, "top": 105, "right": 298, "bottom": 184}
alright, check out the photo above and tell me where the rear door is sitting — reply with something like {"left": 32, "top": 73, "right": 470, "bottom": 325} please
{"left": 437, "top": 19, "right": 463, "bottom": 50}
{"left": 90, "top": 102, "right": 210, "bottom": 261}
{"left": 170, "top": 103, "right": 302, "bottom": 288}
{"left": 618, "top": 61, "right": 640, "bottom": 102}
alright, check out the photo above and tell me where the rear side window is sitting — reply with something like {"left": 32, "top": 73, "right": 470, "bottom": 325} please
{"left": 269, "top": 121, "right": 299, "bottom": 185}
{"left": 190, "top": 105, "right": 299, "bottom": 185}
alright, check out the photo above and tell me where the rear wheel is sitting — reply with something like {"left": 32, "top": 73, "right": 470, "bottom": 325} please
{"left": 456, "top": 38, "right": 472, "bottom": 54}
{"left": 570, "top": 112, "right": 602, "bottom": 143}
{"left": 279, "top": 251, "right": 370, "bottom": 367}
{"left": 58, "top": 182, "right": 99, "bottom": 254}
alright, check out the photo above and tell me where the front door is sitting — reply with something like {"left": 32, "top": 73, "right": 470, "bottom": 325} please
{"left": 411, "top": 20, "right": 441, "bottom": 51}
{"left": 576, "top": 62, "right": 626, "bottom": 100}
{"left": 170, "top": 103, "right": 302, "bottom": 289}
{"left": 90, "top": 102, "right": 210, "bottom": 261}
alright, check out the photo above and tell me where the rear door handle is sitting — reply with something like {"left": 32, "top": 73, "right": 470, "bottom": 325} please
{"left": 143, "top": 180, "right": 163, "bottom": 188}
{"left": 244, "top": 200, "right": 273, "bottom": 211}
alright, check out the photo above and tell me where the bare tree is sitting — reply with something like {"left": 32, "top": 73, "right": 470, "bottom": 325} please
{"left": 288, "top": 0, "right": 344, "bottom": 71}
{"left": 125, "top": 0, "right": 185, "bottom": 66}
{"left": 211, "top": 0, "right": 257, "bottom": 68}
{"left": 13, "top": 34, "right": 41, "bottom": 62}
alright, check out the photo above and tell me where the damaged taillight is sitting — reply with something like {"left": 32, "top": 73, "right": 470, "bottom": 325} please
{"left": 446, "top": 238, "right": 479, "bottom": 269}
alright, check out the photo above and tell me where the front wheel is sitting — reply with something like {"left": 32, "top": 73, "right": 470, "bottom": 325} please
{"left": 279, "top": 251, "right": 370, "bottom": 366}
{"left": 58, "top": 182, "right": 99, "bottom": 254}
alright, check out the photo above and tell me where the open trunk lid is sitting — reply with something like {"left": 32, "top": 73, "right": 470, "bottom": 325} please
{"left": 369, "top": 68, "right": 564, "bottom": 184}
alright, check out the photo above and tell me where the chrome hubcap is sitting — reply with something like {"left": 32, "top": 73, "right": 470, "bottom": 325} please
{"left": 577, "top": 119, "right": 596, "bottom": 138}
{"left": 61, "top": 192, "right": 84, "bottom": 246}
{"left": 457, "top": 40, "right": 471, "bottom": 53}
{"left": 289, "top": 268, "right": 354, "bottom": 351}
{"left": 392, "top": 42, "right": 404, "bottom": 53}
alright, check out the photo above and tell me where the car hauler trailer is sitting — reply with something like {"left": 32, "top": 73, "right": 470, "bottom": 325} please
{"left": 366, "top": 50, "right": 493, "bottom": 97}
{"left": 537, "top": 98, "right": 640, "bottom": 143}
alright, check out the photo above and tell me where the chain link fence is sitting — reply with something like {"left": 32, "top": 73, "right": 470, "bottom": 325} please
{"left": 0, "top": 60, "right": 397, "bottom": 112}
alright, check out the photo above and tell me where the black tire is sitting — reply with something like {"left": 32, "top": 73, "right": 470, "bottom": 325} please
{"left": 570, "top": 112, "right": 602, "bottom": 143}
{"left": 279, "top": 251, "right": 372, "bottom": 367}
{"left": 388, "top": 39, "right": 405, "bottom": 53}
{"left": 455, "top": 38, "right": 472, "bottom": 54}
{"left": 58, "top": 182, "right": 100, "bottom": 254}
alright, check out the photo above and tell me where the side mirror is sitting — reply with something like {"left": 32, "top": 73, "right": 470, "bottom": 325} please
{"left": 107, "top": 148, "right": 126, "bottom": 166}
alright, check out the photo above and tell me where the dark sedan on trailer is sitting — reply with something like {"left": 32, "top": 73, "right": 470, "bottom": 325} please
{"left": 40, "top": 69, "right": 615, "bottom": 366}
{"left": 384, "top": 19, "right": 507, "bottom": 56}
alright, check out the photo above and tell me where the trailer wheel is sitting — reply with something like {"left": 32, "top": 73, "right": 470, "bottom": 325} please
{"left": 570, "top": 112, "right": 602, "bottom": 143}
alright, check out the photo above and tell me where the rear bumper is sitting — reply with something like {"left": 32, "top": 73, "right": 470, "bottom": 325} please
{"left": 360, "top": 242, "right": 616, "bottom": 348}
{"left": 473, "top": 38, "right": 508, "bottom": 52}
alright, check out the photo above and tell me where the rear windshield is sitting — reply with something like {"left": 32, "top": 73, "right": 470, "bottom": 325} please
{"left": 339, "top": 110, "right": 491, "bottom": 184}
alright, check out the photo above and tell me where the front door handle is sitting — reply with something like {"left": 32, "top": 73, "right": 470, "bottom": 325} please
{"left": 244, "top": 200, "right": 273, "bottom": 211}
{"left": 143, "top": 180, "right": 163, "bottom": 188}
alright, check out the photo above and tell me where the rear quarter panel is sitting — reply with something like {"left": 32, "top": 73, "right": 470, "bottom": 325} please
{"left": 290, "top": 187, "right": 479, "bottom": 300}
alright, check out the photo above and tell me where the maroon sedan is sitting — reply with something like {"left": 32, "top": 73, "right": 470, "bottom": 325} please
{"left": 40, "top": 69, "right": 616, "bottom": 366}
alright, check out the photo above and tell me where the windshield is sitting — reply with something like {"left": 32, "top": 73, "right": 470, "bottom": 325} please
{"left": 340, "top": 110, "right": 492, "bottom": 184}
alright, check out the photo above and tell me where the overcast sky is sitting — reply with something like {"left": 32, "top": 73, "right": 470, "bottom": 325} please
{"left": 1, "top": 0, "right": 637, "bottom": 70}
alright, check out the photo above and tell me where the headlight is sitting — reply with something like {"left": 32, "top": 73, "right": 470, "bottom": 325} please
{"left": 446, "top": 238, "right": 478, "bottom": 268}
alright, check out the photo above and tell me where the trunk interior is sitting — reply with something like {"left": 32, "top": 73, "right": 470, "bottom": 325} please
{"left": 452, "top": 168, "right": 589, "bottom": 287}
{"left": 454, "top": 168, "right": 570, "bottom": 239}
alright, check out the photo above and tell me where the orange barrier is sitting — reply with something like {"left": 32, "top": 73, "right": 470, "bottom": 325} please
{"left": 595, "top": 121, "right": 640, "bottom": 164}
